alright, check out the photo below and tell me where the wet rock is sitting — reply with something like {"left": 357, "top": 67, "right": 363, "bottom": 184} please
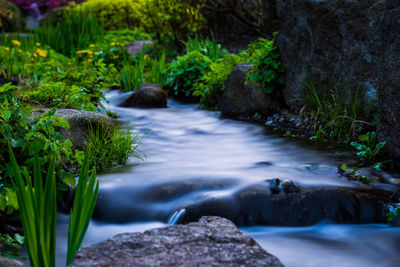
{"left": 221, "top": 63, "right": 283, "bottom": 119}
{"left": 53, "top": 109, "right": 113, "bottom": 150}
{"left": 268, "top": 178, "right": 281, "bottom": 194}
{"left": 71, "top": 216, "right": 283, "bottom": 267}
{"left": 0, "top": 256, "right": 26, "bottom": 267}
{"left": 281, "top": 180, "right": 300, "bottom": 194}
{"left": 120, "top": 84, "right": 168, "bottom": 108}
{"left": 182, "top": 185, "right": 391, "bottom": 226}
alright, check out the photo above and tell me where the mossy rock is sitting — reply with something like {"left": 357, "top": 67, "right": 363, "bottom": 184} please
{"left": 0, "top": 0, "right": 25, "bottom": 32}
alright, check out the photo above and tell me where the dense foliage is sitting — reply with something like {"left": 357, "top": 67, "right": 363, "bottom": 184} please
{"left": 165, "top": 51, "right": 211, "bottom": 100}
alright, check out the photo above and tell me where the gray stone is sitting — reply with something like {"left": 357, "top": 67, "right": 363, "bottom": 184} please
{"left": 120, "top": 84, "right": 168, "bottom": 108}
{"left": 126, "top": 41, "right": 154, "bottom": 57}
{"left": 0, "top": 256, "right": 27, "bottom": 267}
{"left": 276, "top": 0, "right": 400, "bottom": 164}
{"left": 221, "top": 63, "right": 282, "bottom": 118}
{"left": 276, "top": 0, "right": 384, "bottom": 107}
{"left": 71, "top": 216, "right": 283, "bottom": 267}
{"left": 54, "top": 109, "right": 113, "bottom": 150}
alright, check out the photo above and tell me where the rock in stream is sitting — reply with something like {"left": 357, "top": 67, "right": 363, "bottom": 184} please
{"left": 71, "top": 216, "right": 283, "bottom": 267}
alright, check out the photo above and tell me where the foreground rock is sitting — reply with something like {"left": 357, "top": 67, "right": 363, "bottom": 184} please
{"left": 120, "top": 84, "right": 168, "bottom": 108}
{"left": 71, "top": 216, "right": 283, "bottom": 267}
{"left": 221, "top": 63, "right": 283, "bottom": 119}
{"left": 54, "top": 109, "right": 113, "bottom": 150}
{"left": 0, "top": 256, "right": 26, "bottom": 267}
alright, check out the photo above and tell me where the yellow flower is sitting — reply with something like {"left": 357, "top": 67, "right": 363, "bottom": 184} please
{"left": 36, "top": 49, "right": 46, "bottom": 58}
{"left": 113, "top": 56, "right": 119, "bottom": 59}
{"left": 33, "top": 53, "right": 38, "bottom": 57}
{"left": 144, "top": 54, "right": 149, "bottom": 59}
{"left": 89, "top": 44, "right": 95, "bottom": 48}
{"left": 88, "top": 51, "right": 93, "bottom": 55}
{"left": 87, "top": 59, "right": 93, "bottom": 62}
{"left": 110, "top": 42, "right": 116, "bottom": 46}
{"left": 26, "top": 51, "right": 31, "bottom": 55}
{"left": 35, "top": 42, "right": 41, "bottom": 46}
{"left": 12, "top": 40, "right": 21, "bottom": 46}
{"left": 3, "top": 47, "right": 10, "bottom": 51}
{"left": 76, "top": 50, "right": 90, "bottom": 54}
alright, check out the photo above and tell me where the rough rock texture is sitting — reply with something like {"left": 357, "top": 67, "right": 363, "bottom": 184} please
{"left": 0, "top": 256, "right": 27, "bottom": 267}
{"left": 54, "top": 109, "right": 113, "bottom": 150}
{"left": 276, "top": 0, "right": 400, "bottom": 164}
{"left": 378, "top": 0, "right": 400, "bottom": 163}
{"left": 221, "top": 63, "right": 282, "bottom": 118}
{"left": 126, "top": 41, "right": 154, "bottom": 56}
{"left": 276, "top": 0, "right": 384, "bottom": 107}
{"left": 181, "top": 185, "right": 390, "bottom": 226}
{"left": 71, "top": 216, "right": 283, "bottom": 267}
{"left": 120, "top": 84, "right": 168, "bottom": 108}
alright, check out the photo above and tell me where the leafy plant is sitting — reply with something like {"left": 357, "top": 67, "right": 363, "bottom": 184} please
{"left": 350, "top": 132, "right": 385, "bottom": 163}
{"left": 387, "top": 203, "right": 400, "bottom": 226}
{"left": 165, "top": 51, "right": 212, "bottom": 100}
{"left": 338, "top": 164, "right": 370, "bottom": 184}
{"left": 247, "top": 38, "right": 285, "bottom": 94}
{"left": 9, "top": 144, "right": 99, "bottom": 267}
{"left": 185, "top": 36, "right": 227, "bottom": 61}
{"left": 66, "top": 151, "right": 99, "bottom": 265}
{"left": 194, "top": 53, "right": 243, "bottom": 109}
{"left": 9, "top": 145, "right": 58, "bottom": 267}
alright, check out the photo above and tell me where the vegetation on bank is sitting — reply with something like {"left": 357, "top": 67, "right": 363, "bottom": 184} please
{"left": 0, "top": 0, "right": 398, "bottom": 263}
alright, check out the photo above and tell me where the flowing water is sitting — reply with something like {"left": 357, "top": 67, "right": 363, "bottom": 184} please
{"left": 55, "top": 90, "right": 400, "bottom": 266}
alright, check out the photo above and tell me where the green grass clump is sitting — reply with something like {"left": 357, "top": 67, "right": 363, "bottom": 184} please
{"left": 86, "top": 123, "right": 141, "bottom": 171}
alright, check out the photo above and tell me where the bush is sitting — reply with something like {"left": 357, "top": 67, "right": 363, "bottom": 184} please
{"left": 75, "top": 0, "right": 204, "bottom": 46}
{"left": 75, "top": 0, "right": 142, "bottom": 30}
{"left": 165, "top": 51, "right": 211, "bottom": 100}
{"left": 0, "top": 0, "right": 25, "bottom": 32}
{"left": 247, "top": 38, "right": 285, "bottom": 94}
{"left": 194, "top": 53, "right": 244, "bottom": 109}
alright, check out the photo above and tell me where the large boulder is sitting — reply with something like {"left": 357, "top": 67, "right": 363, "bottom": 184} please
{"left": 276, "top": 0, "right": 400, "bottom": 164}
{"left": 221, "top": 63, "right": 283, "bottom": 119}
{"left": 378, "top": 0, "right": 400, "bottom": 163}
{"left": 71, "top": 216, "right": 283, "bottom": 267}
{"left": 276, "top": 0, "right": 384, "bottom": 108}
{"left": 120, "top": 84, "right": 168, "bottom": 108}
{"left": 53, "top": 109, "right": 113, "bottom": 150}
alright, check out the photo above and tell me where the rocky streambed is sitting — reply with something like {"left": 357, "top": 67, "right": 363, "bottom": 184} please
{"left": 51, "top": 90, "right": 400, "bottom": 266}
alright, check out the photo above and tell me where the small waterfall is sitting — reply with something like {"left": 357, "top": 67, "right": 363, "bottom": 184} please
{"left": 167, "top": 209, "right": 186, "bottom": 225}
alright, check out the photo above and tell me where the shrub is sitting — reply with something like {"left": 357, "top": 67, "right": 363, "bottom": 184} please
{"left": 75, "top": 0, "right": 204, "bottom": 46}
{"left": 165, "top": 51, "right": 212, "bottom": 100}
{"left": 75, "top": 0, "right": 142, "bottom": 30}
{"left": 0, "top": 0, "right": 25, "bottom": 32}
{"left": 247, "top": 38, "right": 285, "bottom": 94}
{"left": 194, "top": 53, "right": 244, "bottom": 109}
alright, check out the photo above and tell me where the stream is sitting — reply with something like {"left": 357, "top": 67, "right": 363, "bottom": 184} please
{"left": 55, "top": 90, "right": 400, "bottom": 266}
